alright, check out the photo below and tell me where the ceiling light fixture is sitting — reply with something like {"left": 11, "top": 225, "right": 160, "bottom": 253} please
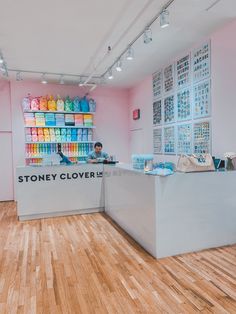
{"left": 108, "top": 69, "right": 114, "bottom": 80}
{"left": 41, "top": 73, "right": 47, "bottom": 84}
{"left": 101, "top": 0, "right": 175, "bottom": 80}
{"left": 126, "top": 47, "right": 134, "bottom": 60}
{"left": 115, "top": 59, "right": 122, "bottom": 72}
{"left": 160, "top": 9, "right": 170, "bottom": 28}
{"left": 143, "top": 27, "right": 152, "bottom": 44}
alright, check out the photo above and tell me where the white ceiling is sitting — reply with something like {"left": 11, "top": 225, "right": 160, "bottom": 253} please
{"left": 0, "top": 0, "right": 236, "bottom": 87}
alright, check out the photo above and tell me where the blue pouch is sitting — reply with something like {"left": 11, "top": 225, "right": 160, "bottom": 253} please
{"left": 89, "top": 98, "right": 96, "bottom": 112}
{"left": 80, "top": 96, "right": 90, "bottom": 112}
{"left": 73, "top": 96, "right": 81, "bottom": 112}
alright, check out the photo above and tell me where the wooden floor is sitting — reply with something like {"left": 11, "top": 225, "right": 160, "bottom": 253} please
{"left": 0, "top": 202, "right": 236, "bottom": 314}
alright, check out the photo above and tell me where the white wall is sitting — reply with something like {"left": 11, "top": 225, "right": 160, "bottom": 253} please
{"left": 128, "top": 19, "right": 236, "bottom": 162}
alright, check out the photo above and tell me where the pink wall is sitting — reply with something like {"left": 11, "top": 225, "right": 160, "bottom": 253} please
{"left": 211, "top": 19, "right": 236, "bottom": 157}
{"left": 2, "top": 81, "right": 129, "bottom": 200}
{"left": 128, "top": 76, "right": 153, "bottom": 160}
{"left": 128, "top": 19, "right": 236, "bottom": 161}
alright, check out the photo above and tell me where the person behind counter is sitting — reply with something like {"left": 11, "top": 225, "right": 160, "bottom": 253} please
{"left": 87, "top": 142, "right": 109, "bottom": 163}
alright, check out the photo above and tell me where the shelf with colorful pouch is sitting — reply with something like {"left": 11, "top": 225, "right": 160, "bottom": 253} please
{"left": 22, "top": 95, "right": 96, "bottom": 165}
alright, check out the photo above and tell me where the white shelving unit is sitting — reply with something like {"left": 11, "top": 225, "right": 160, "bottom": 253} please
{"left": 23, "top": 107, "right": 96, "bottom": 165}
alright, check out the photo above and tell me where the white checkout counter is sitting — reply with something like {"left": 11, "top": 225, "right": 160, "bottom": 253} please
{"left": 16, "top": 163, "right": 236, "bottom": 258}
{"left": 16, "top": 164, "right": 104, "bottom": 220}
{"left": 104, "top": 164, "right": 236, "bottom": 258}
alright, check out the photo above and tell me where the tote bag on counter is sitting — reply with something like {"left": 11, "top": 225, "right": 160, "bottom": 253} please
{"left": 177, "top": 154, "right": 215, "bottom": 173}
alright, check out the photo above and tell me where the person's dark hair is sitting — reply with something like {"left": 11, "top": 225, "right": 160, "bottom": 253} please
{"left": 94, "top": 142, "right": 103, "bottom": 148}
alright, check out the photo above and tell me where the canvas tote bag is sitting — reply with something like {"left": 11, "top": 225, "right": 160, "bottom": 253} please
{"left": 177, "top": 154, "right": 215, "bottom": 173}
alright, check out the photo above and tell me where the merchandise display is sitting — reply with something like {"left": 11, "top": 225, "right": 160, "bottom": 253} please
{"left": 56, "top": 96, "right": 64, "bottom": 111}
{"left": 193, "top": 42, "right": 210, "bottom": 82}
{"left": 193, "top": 79, "right": 211, "bottom": 118}
{"left": 164, "top": 126, "right": 175, "bottom": 154}
{"left": 153, "top": 128, "right": 162, "bottom": 154}
{"left": 177, "top": 88, "right": 191, "bottom": 121}
{"left": 177, "top": 154, "right": 215, "bottom": 172}
{"left": 64, "top": 96, "right": 74, "bottom": 111}
{"left": 152, "top": 70, "right": 162, "bottom": 99}
{"left": 163, "top": 63, "right": 174, "bottom": 94}
{"left": 132, "top": 154, "right": 154, "bottom": 170}
{"left": 176, "top": 54, "right": 191, "bottom": 88}
{"left": 164, "top": 95, "right": 175, "bottom": 124}
{"left": 193, "top": 121, "right": 211, "bottom": 154}
{"left": 22, "top": 94, "right": 96, "bottom": 165}
{"left": 152, "top": 40, "right": 212, "bottom": 155}
{"left": 153, "top": 99, "right": 162, "bottom": 125}
{"left": 177, "top": 123, "right": 192, "bottom": 154}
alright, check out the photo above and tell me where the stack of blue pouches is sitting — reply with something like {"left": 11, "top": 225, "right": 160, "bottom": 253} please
{"left": 45, "top": 113, "right": 56, "bottom": 126}
{"left": 55, "top": 114, "right": 65, "bottom": 126}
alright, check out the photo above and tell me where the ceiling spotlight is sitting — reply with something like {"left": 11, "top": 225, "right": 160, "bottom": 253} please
{"left": 126, "top": 47, "right": 134, "bottom": 60}
{"left": 59, "top": 75, "right": 64, "bottom": 85}
{"left": 115, "top": 59, "right": 122, "bottom": 72}
{"left": 160, "top": 9, "right": 170, "bottom": 28}
{"left": 143, "top": 27, "right": 152, "bottom": 44}
{"left": 16, "top": 72, "right": 23, "bottom": 81}
{"left": 41, "top": 73, "right": 47, "bottom": 84}
{"left": 108, "top": 69, "right": 113, "bottom": 80}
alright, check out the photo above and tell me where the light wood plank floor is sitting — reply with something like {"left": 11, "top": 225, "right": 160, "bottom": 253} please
{"left": 0, "top": 202, "right": 236, "bottom": 313}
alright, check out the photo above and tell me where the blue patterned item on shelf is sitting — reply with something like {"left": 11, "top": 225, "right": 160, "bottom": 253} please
{"left": 88, "top": 129, "right": 93, "bottom": 141}
{"left": 73, "top": 97, "right": 81, "bottom": 112}
{"left": 66, "top": 128, "right": 71, "bottom": 135}
{"left": 61, "top": 128, "right": 67, "bottom": 136}
{"left": 145, "top": 168, "right": 174, "bottom": 176}
{"left": 55, "top": 114, "right": 65, "bottom": 126}
{"left": 77, "top": 128, "right": 82, "bottom": 141}
{"left": 89, "top": 98, "right": 96, "bottom": 112}
{"left": 132, "top": 154, "right": 154, "bottom": 170}
{"left": 45, "top": 113, "right": 56, "bottom": 126}
{"left": 80, "top": 96, "right": 89, "bottom": 112}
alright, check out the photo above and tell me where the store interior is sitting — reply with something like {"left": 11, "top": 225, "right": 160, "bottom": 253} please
{"left": 0, "top": 0, "right": 236, "bottom": 312}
